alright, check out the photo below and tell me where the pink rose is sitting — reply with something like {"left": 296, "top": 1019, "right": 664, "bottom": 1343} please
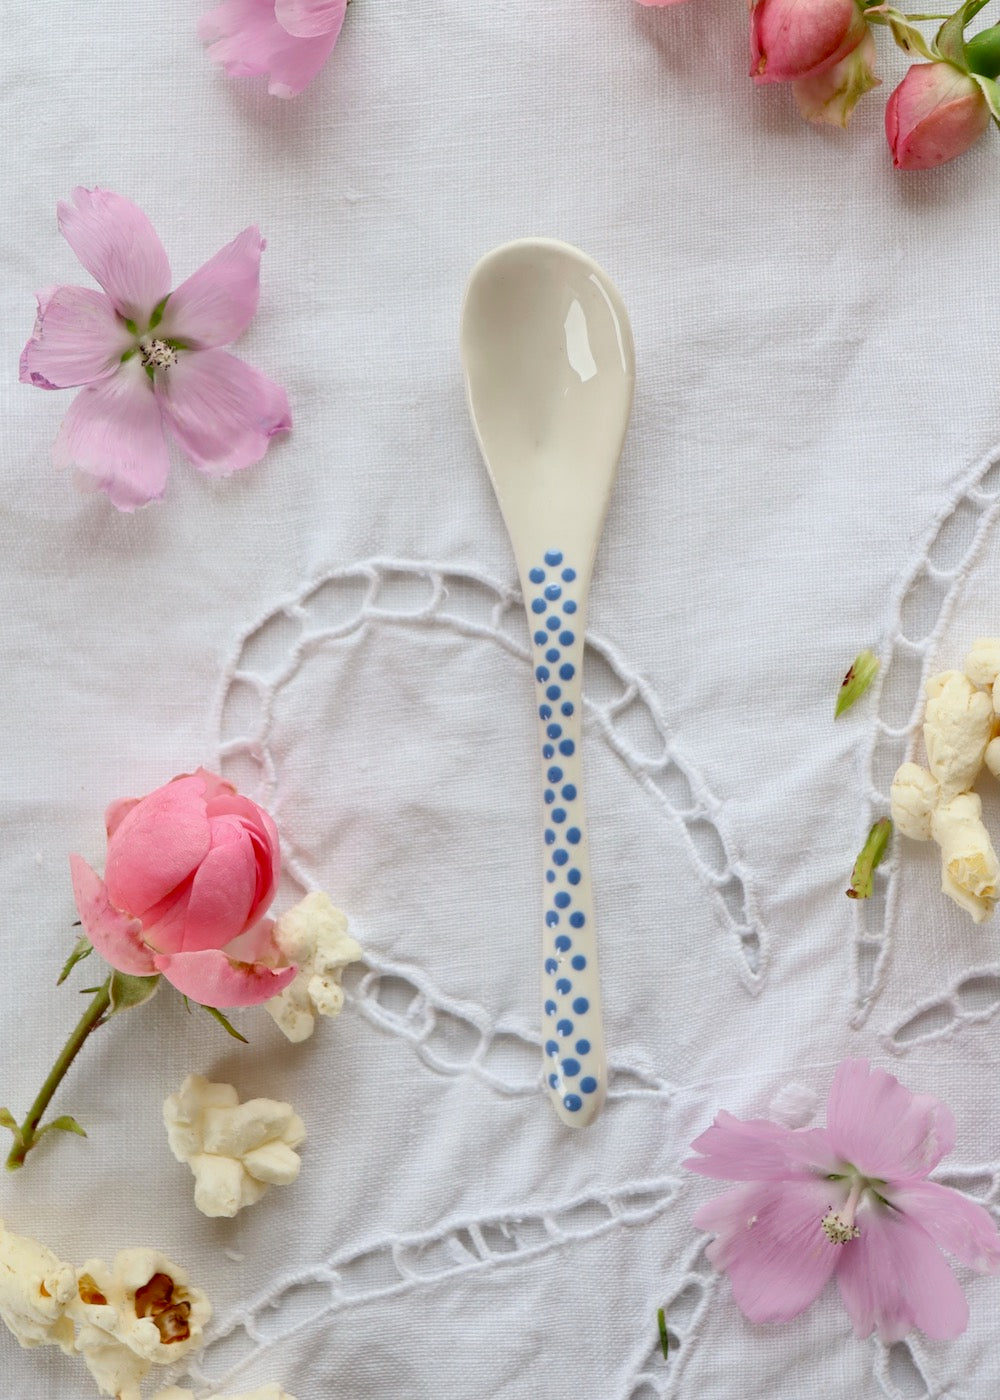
{"left": 199, "top": 0, "right": 348, "bottom": 98}
{"left": 71, "top": 769, "right": 296, "bottom": 1008}
{"left": 885, "top": 62, "right": 991, "bottom": 170}
{"left": 751, "top": 0, "right": 868, "bottom": 85}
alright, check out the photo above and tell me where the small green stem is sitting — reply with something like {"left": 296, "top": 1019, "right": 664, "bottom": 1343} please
{"left": 5, "top": 979, "right": 110, "bottom": 1171}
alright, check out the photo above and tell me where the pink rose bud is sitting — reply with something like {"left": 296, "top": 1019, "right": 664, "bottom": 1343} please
{"left": 751, "top": 0, "right": 868, "bottom": 84}
{"left": 70, "top": 769, "right": 297, "bottom": 1008}
{"left": 885, "top": 62, "right": 991, "bottom": 170}
{"left": 793, "top": 29, "right": 880, "bottom": 126}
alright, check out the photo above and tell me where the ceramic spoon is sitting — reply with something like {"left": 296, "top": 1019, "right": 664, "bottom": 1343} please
{"left": 460, "top": 239, "right": 635, "bottom": 1127}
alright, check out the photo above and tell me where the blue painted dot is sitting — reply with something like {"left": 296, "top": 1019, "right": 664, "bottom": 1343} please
{"left": 539, "top": 704, "right": 552, "bottom": 720}
{"left": 559, "top": 739, "right": 575, "bottom": 756}
{"left": 545, "top": 1038, "right": 559, "bottom": 1056}
{"left": 545, "top": 648, "right": 560, "bottom": 663}
{"left": 545, "top": 583, "right": 562, "bottom": 601}
{"left": 561, "top": 702, "right": 574, "bottom": 716}
{"left": 536, "top": 665, "right": 550, "bottom": 682}
{"left": 555, "top": 977, "right": 572, "bottom": 995}
{"left": 529, "top": 567, "right": 545, "bottom": 583}
{"left": 545, "top": 550, "right": 564, "bottom": 566}
{"left": 562, "top": 568, "right": 577, "bottom": 581}
{"left": 554, "top": 934, "right": 572, "bottom": 952}
{"left": 543, "top": 744, "right": 555, "bottom": 760}
{"left": 544, "top": 829, "right": 556, "bottom": 844}
{"left": 564, "top": 599, "right": 577, "bottom": 614}
{"left": 552, "top": 808, "right": 567, "bottom": 824}
{"left": 546, "top": 910, "right": 559, "bottom": 926}
{"left": 544, "top": 1000, "right": 557, "bottom": 1016}
{"left": 567, "top": 827, "right": 581, "bottom": 844}
{"left": 581, "top": 1076, "right": 598, "bottom": 1094}
{"left": 563, "top": 1093, "right": 583, "bottom": 1113}
{"left": 559, "top": 663, "right": 575, "bottom": 681}
{"left": 553, "top": 849, "right": 568, "bottom": 866}
{"left": 546, "top": 685, "right": 561, "bottom": 701}
{"left": 547, "top": 723, "right": 562, "bottom": 739}
{"left": 572, "top": 996, "right": 590, "bottom": 1014}
{"left": 546, "top": 870, "right": 555, "bottom": 883}
{"left": 545, "top": 959, "right": 558, "bottom": 975}
{"left": 531, "top": 598, "right": 546, "bottom": 614}
{"left": 534, "top": 630, "right": 547, "bottom": 645}
{"left": 547, "top": 766, "right": 563, "bottom": 782}
{"left": 549, "top": 1072, "right": 559, "bottom": 1089}
{"left": 562, "top": 1058, "right": 581, "bottom": 1077}
{"left": 562, "top": 784, "right": 577, "bottom": 801}
{"left": 554, "top": 891, "right": 571, "bottom": 908}
{"left": 570, "top": 912, "right": 586, "bottom": 928}
{"left": 559, "top": 630, "right": 575, "bottom": 646}
{"left": 571, "top": 954, "right": 587, "bottom": 970}
{"left": 567, "top": 868, "right": 581, "bottom": 886}
{"left": 556, "top": 1018, "right": 574, "bottom": 1036}
{"left": 544, "top": 789, "right": 555, "bottom": 804}
{"left": 576, "top": 1038, "right": 591, "bottom": 1054}
{"left": 546, "top": 616, "right": 560, "bottom": 631}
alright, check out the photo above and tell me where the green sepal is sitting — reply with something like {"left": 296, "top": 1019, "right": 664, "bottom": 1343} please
{"left": 870, "top": 8, "right": 937, "bottom": 58}
{"left": 0, "top": 1108, "right": 19, "bottom": 1137}
{"left": 657, "top": 1307, "right": 669, "bottom": 1359}
{"left": 967, "top": 23, "right": 1000, "bottom": 77}
{"left": 836, "top": 650, "right": 880, "bottom": 716}
{"left": 36, "top": 1115, "right": 87, "bottom": 1141}
{"left": 847, "top": 818, "right": 893, "bottom": 899}
{"left": 123, "top": 317, "right": 138, "bottom": 335}
{"left": 970, "top": 70, "right": 1000, "bottom": 120}
{"left": 148, "top": 295, "right": 170, "bottom": 332}
{"left": 201, "top": 1004, "right": 249, "bottom": 1044}
{"left": 934, "top": 0, "right": 989, "bottom": 66}
{"left": 57, "top": 936, "right": 94, "bottom": 986}
{"left": 108, "top": 971, "right": 161, "bottom": 1015}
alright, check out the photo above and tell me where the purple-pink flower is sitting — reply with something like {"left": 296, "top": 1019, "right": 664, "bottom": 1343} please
{"left": 686, "top": 1060, "right": 1000, "bottom": 1342}
{"left": 200, "top": 0, "right": 347, "bottom": 98}
{"left": 20, "top": 189, "right": 290, "bottom": 512}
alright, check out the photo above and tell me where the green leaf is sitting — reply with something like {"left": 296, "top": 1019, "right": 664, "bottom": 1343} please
{"left": 57, "top": 936, "right": 94, "bottom": 986}
{"left": 108, "top": 971, "right": 161, "bottom": 1015}
{"left": 201, "top": 1004, "right": 249, "bottom": 1044}
{"left": 0, "top": 1108, "right": 19, "bottom": 1137}
{"left": 835, "top": 650, "right": 880, "bottom": 716}
{"left": 847, "top": 818, "right": 893, "bottom": 899}
{"left": 36, "top": 1115, "right": 87, "bottom": 1141}
{"left": 657, "top": 1307, "right": 669, "bottom": 1359}
{"left": 971, "top": 71, "right": 1000, "bottom": 120}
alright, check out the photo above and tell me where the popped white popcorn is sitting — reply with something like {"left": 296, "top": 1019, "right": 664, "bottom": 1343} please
{"left": 889, "top": 762, "right": 940, "bottom": 842}
{"left": 68, "top": 1247, "right": 211, "bottom": 1400}
{"left": 0, "top": 1219, "right": 76, "bottom": 1353}
{"left": 922, "top": 669, "right": 993, "bottom": 801}
{"left": 153, "top": 1386, "right": 297, "bottom": 1400}
{"left": 931, "top": 792, "right": 1000, "bottom": 924}
{"left": 163, "top": 1075, "right": 305, "bottom": 1219}
{"left": 964, "top": 638, "right": 1000, "bottom": 692}
{"left": 266, "top": 892, "right": 361, "bottom": 1043}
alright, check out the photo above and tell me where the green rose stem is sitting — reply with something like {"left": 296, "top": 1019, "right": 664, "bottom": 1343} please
{"left": 4, "top": 979, "right": 110, "bottom": 1171}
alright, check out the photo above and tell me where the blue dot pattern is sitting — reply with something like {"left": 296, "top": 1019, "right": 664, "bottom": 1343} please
{"left": 526, "top": 550, "right": 600, "bottom": 1111}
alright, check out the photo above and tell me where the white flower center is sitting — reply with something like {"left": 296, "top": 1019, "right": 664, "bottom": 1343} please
{"left": 821, "top": 1175, "right": 865, "bottom": 1245}
{"left": 138, "top": 336, "right": 178, "bottom": 372}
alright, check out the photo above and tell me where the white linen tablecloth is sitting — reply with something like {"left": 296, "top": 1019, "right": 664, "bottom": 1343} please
{"left": 3, "top": 1, "right": 1000, "bottom": 1396}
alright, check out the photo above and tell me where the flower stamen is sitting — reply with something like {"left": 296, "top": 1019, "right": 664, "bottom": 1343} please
{"left": 822, "top": 1176, "right": 863, "bottom": 1244}
{"left": 138, "top": 337, "right": 178, "bottom": 372}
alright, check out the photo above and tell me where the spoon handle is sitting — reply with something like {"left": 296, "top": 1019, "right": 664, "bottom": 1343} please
{"left": 522, "top": 548, "right": 606, "bottom": 1128}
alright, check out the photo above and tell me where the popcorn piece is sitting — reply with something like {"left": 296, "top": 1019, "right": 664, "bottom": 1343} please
{"left": 68, "top": 1248, "right": 210, "bottom": 1400}
{"left": 890, "top": 762, "right": 940, "bottom": 841}
{"left": 964, "top": 637, "right": 1000, "bottom": 690}
{"left": 153, "top": 1387, "right": 297, "bottom": 1400}
{"left": 0, "top": 1219, "right": 77, "bottom": 1353}
{"left": 923, "top": 670, "right": 993, "bottom": 800}
{"left": 164, "top": 1075, "right": 305, "bottom": 1219}
{"left": 986, "top": 736, "right": 1000, "bottom": 779}
{"left": 931, "top": 792, "right": 1000, "bottom": 923}
{"left": 266, "top": 892, "right": 361, "bottom": 1043}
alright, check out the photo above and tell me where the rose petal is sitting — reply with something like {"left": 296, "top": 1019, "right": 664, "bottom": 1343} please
{"left": 69, "top": 854, "right": 157, "bottom": 976}
{"left": 105, "top": 774, "right": 213, "bottom": 917}
{"left": 154, "top": 948, "right": 297, "bottom": 1008}
{"left": 200, "top": 0, "right": 339, "bottom": 97}
{"left": 180, "top": 820, "right": 258, "bottom": 952}
{"left": 157, "top": 228, "right": 264, "bottom": 351}
{"left": 52, "top": 360, "right": 171, "bottom": 512}
{"left": 104, "top": 797, "right": 140, "bottom": 838}
{"left": 19, "top": 286, "right": 131, "bottom": 390}
{"left": 57, "top": 188, "right": 171, "bottom": 324}
{"left": 686, "top": 1111, "right": 837, "bottom": 1182}
{"left": 274, "top": 0, "right": 346, "bottom": 39}
{"left": 694, "top": 1178, "right": 840, "bottom": 1323}
{"left": 836, "top": 1201, "right": 969, "bottom": 1342}
{"left": 223, "top": 916, "right": 281, "bottom": 965}
{"left": 157, "top": 348, "right": 290, "bottom": 477}
{"left": 889, "top": 1180, "right": 1000, "bottom": 1273}
{"left": 826, "top": 1060, "right": 955, "bottom": 1180}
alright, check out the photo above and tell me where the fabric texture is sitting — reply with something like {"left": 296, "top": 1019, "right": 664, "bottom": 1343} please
{"left": 3, "top": 1, "right": 1000, "bottom": 1397}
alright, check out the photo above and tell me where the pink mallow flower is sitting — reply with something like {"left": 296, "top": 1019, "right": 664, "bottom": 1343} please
{"left": 886, "top": 62, "right": 991, "bottom": 170}
{"left": 70, "top": 769, "right": 297, "bottom": 1009}
{"left": 686, "top": 1059, "right": 1000, "bottom": 1342}
{"left": 20, "top": 189, "right": 290, "bottom": 511}
{"left": 200, "top": 0, "right": 347, "bottom": 98}
{"left": 751, "top": 0, "right": 868, "bottom": 84}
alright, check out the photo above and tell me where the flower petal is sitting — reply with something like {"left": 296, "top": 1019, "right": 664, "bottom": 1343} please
{"left": 889, "top": 1180, "right": 1000, "bottom": 1273}
{"left": 52, "top": 360, "right": 171, "bottom": 512}
{"left": 57, "top": 189, "right": 171, "bottom": 324}
{"left": 686, "top": 1111, "right": 837, "bottom": 1182}
{"left": 157, "top": 348, "right": 290, "bottom": 477}
{"left": 69, "top": 854, "right": 157, "bottom": 976}
{"left": 157, "top": 228, "right": 264, "bottom": 350}
{"left": 20, "top": 286, "right": 131, "bottom": 390}
{"left": 825, "top": 1059, "right": 955, "bottom": 1179}
{"left": 200, "top": 0, "right": 340, "bottom": 97}
{"left": 694, "top": 1178, "right": 840, "bottom": 1323}
{"left": 105, "top": 774, "right": 212, "bottom": 917}
{"left": 274, "top": 0, "right": 346, "bottom": 39}
{"left": 836, "top": 1201, "right": 969, "bottom": 1342}
{"left": 154, "top": 948, "right": 296, "bottom": 1008}
{"left": 180, "top": 820, "right": 258, "bottom": 952}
